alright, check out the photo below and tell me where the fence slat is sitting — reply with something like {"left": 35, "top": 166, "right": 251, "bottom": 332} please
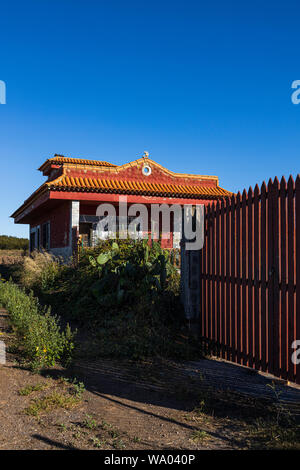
{"left": 273, "top": 177, "right": 280, "bottom": 378}
{"left": 267, "top": 179, "right": 274, "bottom": 375}
{"left": 202, "top": 205, "right": 207, "bottom": 350}
{"left": 236, "top": 192, "right": 242, "bottom": 364}
{"left": 199, "top": 217, "right": 204, "bottom": 340}
{"left": 231, "top": 193, "right": 236, "bottom": 362}
{"left": 206, "top": 204, "right": 211, "bottom": 345}
{"left": 254, "top": 184, "right": 260, "bottom": 370}
{"left": 287, "top": 176, "right": 296, "bottom": 382}
{"left": 211, "top": 203, "right": 216, "bottom": 351}
{"left": 226, "top": 197, "right": 231, "bottom": 360}
{"left": 280, "top": 176, "right": 288, "bottom": 379}
{"left": 242, "top": 189, "right": 248, "bottom": 366}
{"left": 260, "top": 182, "right": 267, "bottom": 372}
{"left": 248, "top": 187, "right": 254, "bottom": 368}
{"left": 296, "top": 175, "right": 300, "bottom": 385}
{"left": 216, "top": 200, "right": 221, "bottom": 355}
{"left": 221, "top": 199, "right": 226, "bottom": 359}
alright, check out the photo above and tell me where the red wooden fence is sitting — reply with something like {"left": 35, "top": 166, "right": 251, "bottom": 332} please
{"left": 199, "top": 175, "right": 300, "bottom": 385}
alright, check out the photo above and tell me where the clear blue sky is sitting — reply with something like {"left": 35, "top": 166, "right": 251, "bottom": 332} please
{"left": 1, "top": 0, "right": 300, "bottom": 238}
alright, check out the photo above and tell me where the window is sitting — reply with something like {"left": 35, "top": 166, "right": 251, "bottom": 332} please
{"left": 30, "top": 226, "right": 41, "bottom": 252}
{"left": 30, "top": 232, "right": 36, "bottom": 252}
{"left": 36, "top": 227, "right": 40, "bottom": 250}
{"left": 142, "top": 165, "right": 151, "bottom": 176}
{"left": 42, "top": 222, "right": 50, "bottom": 250}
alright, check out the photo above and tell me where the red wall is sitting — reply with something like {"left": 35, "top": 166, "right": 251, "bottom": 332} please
{"left": 62, "top": 162, "right": 218, "bottom": 188}
{"left": 30, "top": 201, "right": 70, "bottom": 248}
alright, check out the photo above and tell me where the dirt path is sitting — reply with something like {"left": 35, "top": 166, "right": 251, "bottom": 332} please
{"left": 0, "top": 306, "right": 239, "bottom": 450}
{"left": 0, "top": 355, "right": 238, "bottom": 450}
{"left": 0, "top": 307, "right": 299, "bottom": 450}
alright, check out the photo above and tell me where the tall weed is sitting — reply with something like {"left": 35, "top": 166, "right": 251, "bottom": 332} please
{"left": 21, "top": 250, "right": 63, "bottom": 290}
{"left": 0, "top": 279, "right": 75, "bottom": 370}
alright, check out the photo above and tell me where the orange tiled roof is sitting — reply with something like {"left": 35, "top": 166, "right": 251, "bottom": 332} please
{"left": 46, "top": 174, "right": 232, "bottom": 198}
{"left": 39, "top": 155, "right": 117, "bottom": 171}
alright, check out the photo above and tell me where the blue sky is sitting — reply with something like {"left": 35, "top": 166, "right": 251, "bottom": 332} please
{"left": 1, "top": 0, "right": 300, "bottom": 237}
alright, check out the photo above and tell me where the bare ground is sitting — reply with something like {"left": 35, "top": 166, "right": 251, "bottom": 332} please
{"left": 0, "top": 307, "right": 299, "bottom": 450}
{"left": 0, "top": 357, "right": 242, "bottom": 450}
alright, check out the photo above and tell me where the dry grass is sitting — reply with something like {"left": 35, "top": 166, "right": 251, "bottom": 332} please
{"left": 24, "top": 391, "right": 81, "bottom": 417}
{"left": 18, "top": 384, "right": 48, "bottom": 396}
{"left": 20, "top": 250, "right": 60, "bottom": 288}
{"left": 0, "top": 250, "right": 25, "bottom": 265}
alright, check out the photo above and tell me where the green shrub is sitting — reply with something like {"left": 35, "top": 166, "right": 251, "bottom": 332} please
{"left": 0, "top": 278, "right": 75, "bottom": 370}
{"left": 87, "top": 240, "right": 177, "bottom": 307}
{"left": 15, "top": 240, "right": 200, "bottom": 361}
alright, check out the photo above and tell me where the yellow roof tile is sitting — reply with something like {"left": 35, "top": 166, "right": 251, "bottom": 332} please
{"left": 46, "top": 175, "right": 232, "bottom": 199}
{"left": 39, "top": 155, "right": 117, "bottom": 171}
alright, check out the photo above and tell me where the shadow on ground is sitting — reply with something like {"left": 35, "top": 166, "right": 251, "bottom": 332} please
{"left": 41, "top": 355, "right": 300, "bottom": 427}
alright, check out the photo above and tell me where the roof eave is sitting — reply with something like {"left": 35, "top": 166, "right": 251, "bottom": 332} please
{"left": 11, "top": 186, "right": 50, "bottom": 221}
{"left": 47, "top": 185, "right": 232, "bottom": 200}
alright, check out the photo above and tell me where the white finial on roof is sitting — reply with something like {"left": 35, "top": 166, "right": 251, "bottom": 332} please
{"left": 143, "top": 151, "right": 149, "bottom": 158}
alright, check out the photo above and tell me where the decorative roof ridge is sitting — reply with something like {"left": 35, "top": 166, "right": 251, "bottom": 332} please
{"left": 113, "top": 157, "right": 219, "bottom": 182}
{"left": 38, "top": 154, "right": 117, "bottom": 172}
{"left": 38, "top": 154, "right": 219, "bottom": 182}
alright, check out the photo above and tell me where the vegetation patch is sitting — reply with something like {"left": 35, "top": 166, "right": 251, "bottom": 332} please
{"left": 20, "top": 251, "right": 62, "bottom": 291}
{"left": 247, "top": 419, "right": 300, "bottom": 450}
{"left": 21, "top": 240, "right": 201, "bottom": 361}
{"left": 58, "top": 377, "right": 86, "bottom": 398}
{"left": 24, "top": 390, "right": 80, "bottom": 417}
{"left": 82, "top": 414, "right": 97, "bottom": 430}
{"left": 190, "top": 430, "right": 210, "bottom": 442}
{"left": 181, "top": 379, "right": 300, "bottom": 450}
{"left": 18, "top": 383, "right": 47, "bottom": 396}
{"left": 0, "top": 235, "right": 28, "bottom": 251}
{"left": 0, "top": 278, "right": 76, "bottom": 370}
